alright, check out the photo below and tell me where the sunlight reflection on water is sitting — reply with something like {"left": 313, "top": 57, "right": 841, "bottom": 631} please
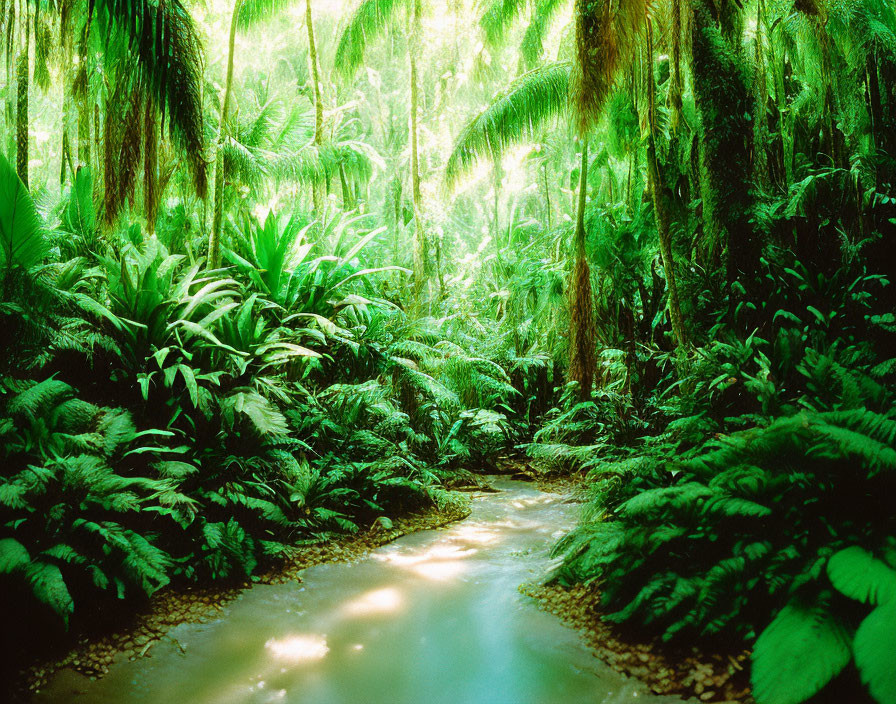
{"left": 264, "top": 634, "right": 329, "bottom": 662}
{"left": 343, "top": 587, "right": 403, "bottom": 616}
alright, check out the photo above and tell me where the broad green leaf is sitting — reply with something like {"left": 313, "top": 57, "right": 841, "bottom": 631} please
{"left": 24, "top": 561, "right": 74, "bottom": 624}
{"left": 854, "top": 601, "right": 896, "bottom": 704}
{"left": 828, "top": 547, "right": 896, "bottom": 605}
{"left": 0, "top": 151, "right": 46, "bottom": 273}
{"left": 0, "top": 537, "right": 30, "bottom": 573}
{"left": 752, "top": 599, "right": 851, "bottom": 704}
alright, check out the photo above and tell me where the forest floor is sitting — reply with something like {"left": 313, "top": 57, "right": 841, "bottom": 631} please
{"left": 11, "top": 500, "right": 471, "bottom": 701}
{"left": 522, "top": 581, "right": 753, "bottom": 703}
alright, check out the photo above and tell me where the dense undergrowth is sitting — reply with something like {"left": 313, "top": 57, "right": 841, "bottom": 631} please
{"left": 540, "top": 166, "right": 896, "bottom": 702}
{"left": 0, "top": 155, "right": 531, "bottom": 665}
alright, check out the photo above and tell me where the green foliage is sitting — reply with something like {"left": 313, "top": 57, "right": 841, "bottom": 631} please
{"left": 752, "top": 596, "right": 852, "bottom": 704}
{"left": 334, "top": 0, "right": 405, "bottom": 79}
{"left": 446, "top": 62, "right": 571, "bottom": 188}
{"left": 0, "top": 151, "right": 46, "bottom": 278}
{"left": 7, "top": 0, "right": 896, "bottom": 689}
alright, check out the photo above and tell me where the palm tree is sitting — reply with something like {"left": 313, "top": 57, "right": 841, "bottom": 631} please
{"left": 447, "top": 0, "right": 656, "bottom": 397}
{"left": 0, "top": 0, "right": 209, "bottom": 227}
{"left": 15, "top": 9, "right": 30, "bottom": 188}
{"left": 334, "top": 0, "right": 430, "bottom": 310}
{"left": 207, "top": 0, "right": 327, "bottom": 268}
{"left": 305, "top": 0, "right": 325, "bottom": 215}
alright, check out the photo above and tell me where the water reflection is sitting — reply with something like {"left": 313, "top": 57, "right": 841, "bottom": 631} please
{"left": 375, "top": 544, "right": 477, "bottom": 581}
{"left": 343, "top": 587, "right": 403, "bottom": 616}
{"left": 264, "top": 634, "right": 329, "bottom": 662}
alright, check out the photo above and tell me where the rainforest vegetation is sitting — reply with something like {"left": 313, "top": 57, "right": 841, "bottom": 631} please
{"left": 1, "top": 0, "right": 895, "bottom": 701}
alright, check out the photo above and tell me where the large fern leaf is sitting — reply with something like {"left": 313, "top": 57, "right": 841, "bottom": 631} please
{"left": 752, "top": 598, "right": 852, "bottom": 704}
{"left": 853, "top": 601, "right": 896, "bottom": 704}
{"left": 827, "top": 547, "right": 896, "bottom": 606}
{"left": 0, "top": 538, "right": 30, "bottom": 573}
{"left": 0, "top": 151, "right": 46, "bottom": 273}
{"left": 24, "top": 561, "right": 74, "bottom": 624}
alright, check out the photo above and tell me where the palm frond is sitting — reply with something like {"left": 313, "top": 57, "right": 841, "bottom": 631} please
{"left": 334, "top": 0, "right": 405, "bottom": 79}
{"left": 479, "top": 0, "right": 527, "bottom": 46}
{"left": 237, "top": 0, "right": 296, "bottom": 27}
{"left": 520, "top": 0, "right": 568, "bottom": 67}
{"left": 445, "top": 61, "right": 571, "bottom": 189}
{"left": 94, "top": 0, "right": 208, "bottom": 197}
{"left": 0, "top": 151, "right": 47, "bottom": 274}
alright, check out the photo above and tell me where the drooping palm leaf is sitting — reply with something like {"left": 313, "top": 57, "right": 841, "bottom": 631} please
{"left": 93, "top": 0, "right": 207, "bottom": 197}
{"left": 520, "top": 0, "right": 568, "bottom": 67}
{"left": 237, "top": 0, "right": 296, "bottom": 27}
{"left": 334, "top": 0, "right": 405, "bottom": 79}
{"left": 570, "top": 0, "right": 646, "bottom": 133}
{"left": 479, "top": 0, "right": 527, "bottom": 46}
{"left": 445, "top": 61, "right": 571, "bottom": 189}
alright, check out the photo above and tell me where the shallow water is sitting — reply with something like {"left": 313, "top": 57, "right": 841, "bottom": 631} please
{"left": 34, "top": 479, "right": 685, "bottom": 704}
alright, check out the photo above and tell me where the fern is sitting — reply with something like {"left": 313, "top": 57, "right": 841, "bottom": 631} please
{"left": 0, "top": 538, "right": 30, "bottom": 573}
{"left": 23, "top": 561, "right": 75, "bottom": 624}
{"left": 221, "top": 388, "right": 289, "bottom": 436}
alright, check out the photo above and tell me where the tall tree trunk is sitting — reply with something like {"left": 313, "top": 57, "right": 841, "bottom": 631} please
{"left": 492, "top": 158, "right": 501, "bottom": 237}
{"left": 646, "top": 17, "right": 688, "bottom": 355}
{"left": 410, "top": 0, "right": 429, "bottom": 312}
{"left": 752, "top": 0, "right": 769, "bottom": 190}
{"left": 144, "top": 100, "right": 159, "bottom": 233}
{"left": 61, "top": 67, "right": 74, "bottom": 185}
{"left": 690, "top": 0, "right": 755, "bottom": 291}
{"left": 542, "top": 161, "right": 552, "bottom": 231}
{"left": 669, "top": 0, "right": 684, "bottom": 132}
{"left": 16, "top": 13, "right": 30, "bottom": 188}
{"left": 208, "top": 0, "right": 242, "bottom": 269}
{"left": 306, "top": 0, "right": 325, "bottom": 217}
{"left": 568, "top": 137, "right": 596, "bottom": 400}
{"left": 76, "top": 68, "right": 91, "bottom": 168}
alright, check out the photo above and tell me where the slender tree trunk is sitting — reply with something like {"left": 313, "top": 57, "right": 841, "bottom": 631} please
{"left": 60, "top": 26, "right": 74, "bottom": 186}
{"left": 208, "top": 0, "right": 243, "bottom": 269}
{"left": 410, "top": 0, "right": 429, "bottom": 312}
{"left": 646, "top": 17, "right": 688, "bottom": 355}
{"left": 542, "top": 161, "right": 552, "bottom": 230}
{"left": 76, "top": 35, "right": 91, "bottom": 170}
{"left": 5, "top": 17, "right": 13, "bottom": 161}
{"left": 574, "top": 140, "right": 588, "bottom": 255}
{"left": 16, "top": 13, "right": 30, "bottom": 188}
{"left": 568, "top": 137, "right": 596, "bottom": 400}
{"left": 306, "top": 0, "right": 325, "bottom": 217}
{"left": 338, "top": 162, "right": 354, "bottom": 209}
{"left": 669, "top": 0, "right": 684, "bottom": 131}
{"left": 144, "top": 99, "right": 159, "bottom": 233}
{"left": 492, "top": 159, "right": 501, "bottom": 237}
{"left": 752, "top": 0, "right": 769, "bottom": 190}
